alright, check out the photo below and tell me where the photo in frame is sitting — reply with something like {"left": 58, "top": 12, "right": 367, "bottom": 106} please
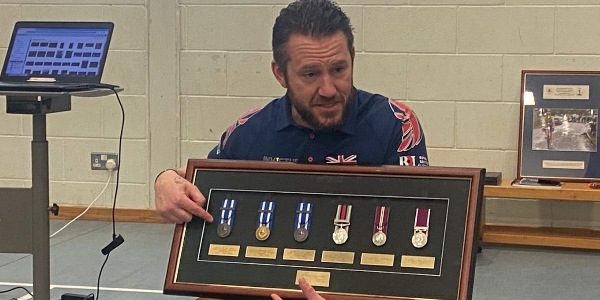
{"left": 164, "top": 159, "right": 484, "bottom": 300}
{"left": 519, "top": 70, "right": 600, "bottom": 181}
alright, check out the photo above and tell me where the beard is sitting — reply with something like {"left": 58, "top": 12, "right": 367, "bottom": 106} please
{"left": 288, "top": 89, "right": 350, "bottom": 132}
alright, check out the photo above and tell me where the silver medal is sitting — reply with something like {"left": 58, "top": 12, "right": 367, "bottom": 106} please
{"left": 372, "top": 230, "right": 387, "bottom": 246}
{"left": 217, "top": 223, "right": 231, "bottom": 238}
{"left": 294, "top": 227, "right": 309, "bottom": 242}
{"left": 412, "top": 231, "right": 427, "bottom": 248}
{"left": 332, "top": 227, "right": 348, "bottom": 244}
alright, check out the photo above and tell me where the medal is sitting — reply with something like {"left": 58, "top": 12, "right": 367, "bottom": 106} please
{"left": 332, "top": 204, "right": 352, "bottom": 245}
{"left": 255, "top": 201, "right": 275, "bottom": 241}
{"left": 294, "top": 227, "right": 308, "bottom": 242}
{"left": 372, "top": 230, "right": 387, "bottom": 246}
{"left": 255, "top": 225, "right": 270, "bottom": 241}
{"left": 332, "top": 227, "right": 348, "bottom": 244}
{"left": 372, "top": 206, "right": 389, "bottom": 247}
{"left": 217, "top": 198, "right": 236, "bottom": 238}
{"left": 294, "top": 202, "right": 313, "bottom": 242}
{"left": 217, "top": 223, "right": 231, "bottom": 238}
{"left": 412, "top": 208, "right": 430, "bottom": 248}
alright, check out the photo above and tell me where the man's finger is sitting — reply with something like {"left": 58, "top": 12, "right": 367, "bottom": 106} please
{"left": 298, "top": 278, "right": 324, "bottom": 300}
{"left": 178, "top": 197, "right": 213, "bottom": 222}
{"left": 186, "top": 183, "right": 214, "bottom": 222}
{"left": 270, "top": 294, "right": 283, "bottom": 300}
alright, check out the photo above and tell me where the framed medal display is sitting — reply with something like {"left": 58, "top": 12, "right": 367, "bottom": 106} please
{"left": 164, "top": 159, "right": 484, "bottom": 300}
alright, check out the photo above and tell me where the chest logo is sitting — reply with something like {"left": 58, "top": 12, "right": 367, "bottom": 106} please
{"left": 325, "top": 154, "right": 357, "bottom": 165}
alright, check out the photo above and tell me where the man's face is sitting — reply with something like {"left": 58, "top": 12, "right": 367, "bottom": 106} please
{"left": 272, "top": 32, "right": 354, "bottom": 131}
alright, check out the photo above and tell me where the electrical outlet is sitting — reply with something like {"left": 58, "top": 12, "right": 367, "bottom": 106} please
{"left": 91, "top": 152, "right": 119, "bottom": 170}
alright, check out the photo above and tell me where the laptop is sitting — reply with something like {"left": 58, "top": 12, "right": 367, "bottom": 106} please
{"left": 0, "top": 21, "right": 115, "bottom": 92}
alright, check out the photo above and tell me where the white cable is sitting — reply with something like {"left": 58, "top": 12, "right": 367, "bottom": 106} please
{"left": 50, "top": 172, "right": 114, "bottom": 238}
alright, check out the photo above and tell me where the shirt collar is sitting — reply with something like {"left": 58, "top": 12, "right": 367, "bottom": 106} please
{"left": 275, "top": 89, "right": 358, "bottom": 135}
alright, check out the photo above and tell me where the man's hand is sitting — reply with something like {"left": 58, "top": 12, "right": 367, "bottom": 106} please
{"left": 154, "top": 169, "right": 214, "bottom": 224}
{"left": 270, "top": 278, "right": 325, "bottom": 300}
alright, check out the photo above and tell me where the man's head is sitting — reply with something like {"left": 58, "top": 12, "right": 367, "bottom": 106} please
{"left": 272, "top": 0, "right": 354, "bottom": 75}
{"left": 271, "top": 0, "right": 355, "bottom": 131}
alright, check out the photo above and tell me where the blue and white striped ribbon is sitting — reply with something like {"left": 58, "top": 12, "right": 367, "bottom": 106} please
{"left": 219, "top": 198, "right": 237, "bottom": 227}
{"left": 295, "top": 202, "right": 313, "bottom": 232}
{"left": 258, "top": 201, "right": 275, "bottom": 230}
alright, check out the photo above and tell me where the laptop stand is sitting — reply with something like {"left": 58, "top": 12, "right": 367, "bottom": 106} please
{"left": 0, "top": 88, "right": 121, "bottom": 300}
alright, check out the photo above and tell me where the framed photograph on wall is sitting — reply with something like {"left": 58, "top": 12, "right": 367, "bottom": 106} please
{"left": 518, "top": 70, "right": 599, "bottom": 181}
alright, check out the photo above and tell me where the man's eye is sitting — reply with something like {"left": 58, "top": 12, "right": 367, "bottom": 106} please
{"left": 305, "top": 72, "right": 316, "bottom": 78}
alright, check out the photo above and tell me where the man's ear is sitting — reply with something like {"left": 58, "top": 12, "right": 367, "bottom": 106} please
{"left": 271, "top": 60, "right": 287, "bottom": 89}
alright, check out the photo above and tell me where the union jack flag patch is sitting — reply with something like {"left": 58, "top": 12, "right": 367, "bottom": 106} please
{"left": 388, "top": 99, "right": 423, "bottom": 153}
{"left": 325, "top": 154, "right": 358, "bottom": 165}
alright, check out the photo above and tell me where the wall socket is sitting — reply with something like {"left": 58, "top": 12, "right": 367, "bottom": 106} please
{"left": 91, "top": 152, "right": 119, "bottom": 170}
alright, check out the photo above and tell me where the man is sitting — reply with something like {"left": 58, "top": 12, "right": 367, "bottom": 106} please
{"left": 155, "top": 0, "right": 428, "bottom": 298}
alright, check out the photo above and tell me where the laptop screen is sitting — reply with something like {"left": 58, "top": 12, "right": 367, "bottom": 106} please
{"left": 1, "top": 22, "right": 113, "bottom": 83}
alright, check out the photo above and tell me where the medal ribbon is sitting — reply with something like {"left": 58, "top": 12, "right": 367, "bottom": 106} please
{"left": 219, "top": 198, "right": 236, "bottom": 227}
{"left": 373, "top": 206, "right": 389, "bottom": 235}
{"left": 258, "top": 201, "right": 275, "bottom": 230}
{"left": 334, "top": 204, "right": 352, "bottom": 226}
{"left": 414, "top": 207, "right": 430, "bottom": 230}
{"left": 295, "top": 202, "right": 313, "bottom": 232}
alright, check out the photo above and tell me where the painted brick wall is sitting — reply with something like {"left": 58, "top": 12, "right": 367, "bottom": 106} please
{"left": 1, "top": 0, "right": 599, "bottom": 229}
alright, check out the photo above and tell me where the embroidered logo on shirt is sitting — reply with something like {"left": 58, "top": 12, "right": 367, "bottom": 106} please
{"left": 399, "top": 155, "right": 429, "bottom": 166}
{"left": 325, "top": 154, "right": 358, "bottom": 164}
{"left": 388, "top": 99, "right": 423, "bottom": 153}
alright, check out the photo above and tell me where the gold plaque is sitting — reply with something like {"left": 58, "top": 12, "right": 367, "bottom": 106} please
{"left": 245, "top": 246, "right": 277, "bottom": 259}
{"left": 360, "top": 253, "right": 395, "bottom": 267}
{"left": 295, "top": 270, "right": 330, "bottom": 288}
{"left": 208, "top": 244, "right": 240, "bottom": 257}
{"left": 400, "top": 255, "right": 435, "bottom": 269}
{"left": 321, "top": 250, "right": 355, "bottom": 264}
{"left": 283, "top": 248, "right": 316, "bottom": 262}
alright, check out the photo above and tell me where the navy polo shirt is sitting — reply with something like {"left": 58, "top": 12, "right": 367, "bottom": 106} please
{"left": 208, "top": 89, "right": 428, "bottom": 166}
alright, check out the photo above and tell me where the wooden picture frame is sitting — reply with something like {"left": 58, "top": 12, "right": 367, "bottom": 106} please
{"left": 518, "top": 70, "right": 600, "bottom": 181}
{"left": 164, "top": 159, "right": 484, "bottom": 300}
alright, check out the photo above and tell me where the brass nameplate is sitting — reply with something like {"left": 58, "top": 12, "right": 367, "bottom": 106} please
{"left": 321, "top": 250, "right": 355, "bottom": 264}
{"left": 401, "top": 255, "right": 436, "bottom": 269}
{"left": 295, "top": 270, "right": 330, "bottom": 287}
{"left": 360, "top": 253, "right": 395, "bottom": 267}
{"left": 245, "top": 246, "right": 278, "bottom": 259}
{"left": 208, "top": 244, "right": 240, "bottom": 257}
{"left": 283, "top": 248, "right": 316, "bottom": 261}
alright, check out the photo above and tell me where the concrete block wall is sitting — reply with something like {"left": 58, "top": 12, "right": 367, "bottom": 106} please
{"left": 1, "top": 0, "right": 600, "bottom": 229}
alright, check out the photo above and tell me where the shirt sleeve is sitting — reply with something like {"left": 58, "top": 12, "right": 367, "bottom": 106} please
{"left": 382, "top": 100, "right": 429, "bottom": 166}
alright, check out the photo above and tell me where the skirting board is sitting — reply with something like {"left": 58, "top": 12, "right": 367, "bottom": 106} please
{"left": 51, "top": 205, "right": 165, "bottom": 223}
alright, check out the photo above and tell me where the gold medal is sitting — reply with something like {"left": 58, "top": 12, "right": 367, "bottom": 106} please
{"left": 255, "top": 225, "right": 270, "bottom": 241}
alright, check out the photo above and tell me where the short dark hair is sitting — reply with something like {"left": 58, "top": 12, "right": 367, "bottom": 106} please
{"left": 272, "top": 0, "right": 354, "bottom": 75}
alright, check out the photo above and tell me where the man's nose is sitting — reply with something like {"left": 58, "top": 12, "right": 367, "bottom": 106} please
{"left": 318, "top": 75, "right": 336, "bottom": 98}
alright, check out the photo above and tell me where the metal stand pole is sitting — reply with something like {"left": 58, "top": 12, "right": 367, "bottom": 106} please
{"left": 32, "top": 113, "right": 50, "bottom": 300}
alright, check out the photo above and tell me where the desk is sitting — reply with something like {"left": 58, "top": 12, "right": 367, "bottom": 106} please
{"left": 482, "top": 180, "right": 600, "bottom": 249}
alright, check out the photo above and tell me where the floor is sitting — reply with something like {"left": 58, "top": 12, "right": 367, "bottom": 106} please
{"left": 1, "top": 220, "right": 599, "bottom": 300}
